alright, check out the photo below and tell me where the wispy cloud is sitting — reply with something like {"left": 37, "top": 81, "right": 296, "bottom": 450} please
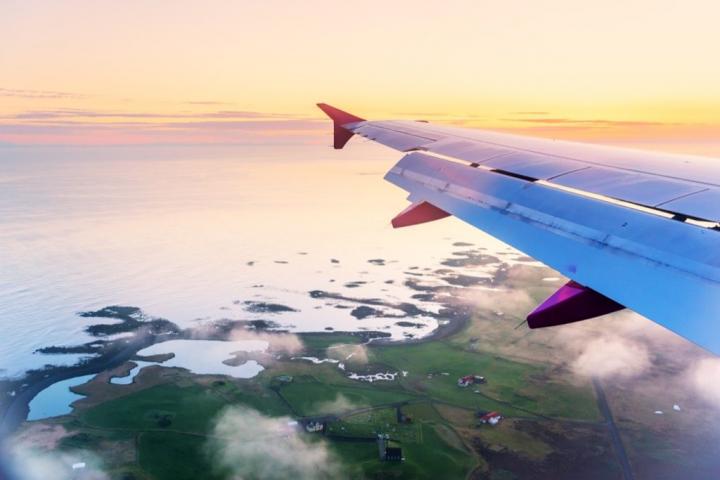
{"left": 310, "top": 393, "right": 365, "bottom": 415}
{"left": 0, "top": 108, "right": 326, "bottom": 145}
{"left": 0, "top": 87, "right": 86, "bottom": 100}
{"left": 8, "top": 108, "right": 300, "bottom": 121}
{"left": 5, "top": 443, "right": 109, "bottom": 480}
{"left": 501, "top": 117, "right": 668, "bottom": 127}
{"left": 326, "top": 343, "right": 368, "bottom": 364}
{"left": 510, "top": 111, "right": 550, "bottom": 115}
{"left": 228, "top": 329, "right": 304, "bottom": 355}
{"left": 184, "top": 100, "right": 233, "bottom": 106}
{"left": 458, "top": 287, "right": 535, "bottom": 315}
{"left": 2, "top": 106, "right": 712, "bottom": 146}
{"left": 391, "top": 111, "right": 486, "bottom": 120}
{"left": 688, "top": 358, "right": 720, "bottom": 407}
{"left": 551, "top": 311, "right": 660, "bottom": 380}
{"left": 158, "top": 119, "right": 321, "bottom": 131}
{"left": 571, "top": 335, "right": 651, "bottom": 379}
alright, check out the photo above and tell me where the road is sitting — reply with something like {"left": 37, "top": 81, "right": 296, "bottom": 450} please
{"left": 593, "top": 376, "right": 635, "bottom": 480}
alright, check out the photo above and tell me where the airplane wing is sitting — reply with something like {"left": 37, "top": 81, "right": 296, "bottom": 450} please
{"left": 317, "top": 103, "right": 720, "bottom": 354}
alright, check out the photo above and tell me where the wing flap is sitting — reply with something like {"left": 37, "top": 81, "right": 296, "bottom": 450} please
{"left": 658, "top": 188, "right": 720, "bottom": 221}
{"left": 421, "top": 137, "right": 515, "bottom": 163}
{"left": 551, "top": 166, "right": 708, "bottom": 206}
{"left": 354, "top": 124, "right": 433, "bottom": 151}
{"left": 369, "top": 120, "right": 720, "bottom": 187}
{"left": 481, "top": 152, "right": 587, "bottom": 179}
{"left": 342, "top": 117, "right": 720, "bottom": 220}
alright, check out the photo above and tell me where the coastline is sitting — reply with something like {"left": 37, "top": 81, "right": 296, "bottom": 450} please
{"left": 0, "top": 310, "right": 460, "bottom": 442}
{"left": 0, "top": 330, "right": 160, "bottom": 439}
{"left": 0, "top": 252, "right": 511, "bottom": 446}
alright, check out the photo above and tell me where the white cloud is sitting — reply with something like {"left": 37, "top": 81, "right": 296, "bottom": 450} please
{"left": 5, "top": 444, "right": 108, "bottom": 480}
{"left": 571, "top": 335, "right": 651, "bottom": 379}
{"left": 206, "top": 406, "right": 342, "bottom": 479}
{"left": 550, "top": 311, "right": 654, "bottom": 379}
{"left": 311, "top": 394, "right": 363, "bottom": 414}
{"left": 326, "top": 343, "right": 368, "bottom": 364}
{"left": 229, "top": 329, "right": 304, "bottom": 355}
{"left": 688, "top": 358, "right": 720, "bottom": 407}
{"left": 457, "top": 287, "right": 535, "bottom": 317}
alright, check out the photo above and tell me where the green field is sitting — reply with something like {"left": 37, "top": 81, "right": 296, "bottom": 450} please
{"left": 277, "top": 377, "right": 417, "bottom": 416}
{"left": 139, "top": 431, "right": 224, "bottom": 480}
{"left": 370, "top": 341, "right": 599, "bottom": 421}
{"left": 80, "top": 382, "right": 291, "bottom": 433}
{"left": 327, "top": 407, "right": 421, "bottom": 442}
{"left": 298, "top": 332, "right": 364, "bottom": 352}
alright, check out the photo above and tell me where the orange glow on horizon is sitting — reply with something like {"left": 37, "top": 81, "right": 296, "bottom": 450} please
{"left": 2, "top": 1, "right": 719, "bottom": 150}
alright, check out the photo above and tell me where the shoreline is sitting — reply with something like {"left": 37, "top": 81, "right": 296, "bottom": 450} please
{"left": 0, "top": 256, "right": 494, "bottom": 445}
{"left": 0, "top": 248, "right": 507, "bottom": 443}
{"left": 0, "top": 332, "right": 161, "bottom": 440}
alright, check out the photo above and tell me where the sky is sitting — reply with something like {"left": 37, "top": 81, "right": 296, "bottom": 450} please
{"left": 2, "top": 0, "right": 720, "bottom": 148}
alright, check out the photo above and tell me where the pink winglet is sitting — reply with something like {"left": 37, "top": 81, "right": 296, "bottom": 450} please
{"left": 527, "top": 280, "right": 624, "bottom": 329}
{"left": 391, "top": 201, "right": 450, "bottom": 228}
{"left": 316, "top": 103, "right": 365, "bottom": 149}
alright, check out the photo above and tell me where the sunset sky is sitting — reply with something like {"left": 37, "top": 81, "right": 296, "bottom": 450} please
{"left": 2, "top": 0, "right": 720, "bottom": 147}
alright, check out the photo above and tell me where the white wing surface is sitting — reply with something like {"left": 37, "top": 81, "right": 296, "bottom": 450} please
{"left": 318, "top": 104, "right": 720, "bottom": 354}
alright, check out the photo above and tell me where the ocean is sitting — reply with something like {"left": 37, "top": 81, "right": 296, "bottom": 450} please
{"left": 0, "top": 142, "right": 509, "bottom": 379}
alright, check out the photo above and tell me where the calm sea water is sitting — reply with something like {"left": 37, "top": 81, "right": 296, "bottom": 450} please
{"left": 0, "top": 142, "right": 508, "bottom": 379}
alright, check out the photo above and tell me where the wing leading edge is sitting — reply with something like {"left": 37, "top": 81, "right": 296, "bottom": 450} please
{"left": 318, "top": 103, "right": 720, "bottom": 355}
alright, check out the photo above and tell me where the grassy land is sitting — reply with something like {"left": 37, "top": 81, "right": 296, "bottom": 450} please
{"left": 79, "top": 380, "right": 291, "bottom": 433}
{"left": 298, "top": 332, "right": 364, "bottom": 352}
{"left": 370, "top": 340, "right": 599, "bottom": 421}
{"left": 69, "top": 365, "right": 477, "bottom": 479}
{"left": 277, "top": 377, "right": 417, "bottom": 416}
{"left": 139, "top": 431, "right": 225, "bottom": 480}
{"left": 327, "top": 407, "right": 421, "bottom": 442}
